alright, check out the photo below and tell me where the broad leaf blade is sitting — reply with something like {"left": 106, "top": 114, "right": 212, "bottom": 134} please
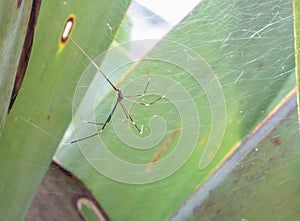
{"left": 0, "top": 0, "right": 130, "bottom": 220}
{"left": 172, "top": 92, "right": 299, "bottom": 220}
{"left": 294, "top": 0, "right": 300, "bottom": 124}
{"left": 55, "top": 0, "right": 296, "bottom": 220}
{"left": 0, "top": 0, "right": 34, "bottom": 135}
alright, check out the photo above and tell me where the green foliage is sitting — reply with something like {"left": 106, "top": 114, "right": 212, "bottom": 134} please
{"left": 0, "top": 0, "right": 298, "bottom": 220}
{"left": 294, "top": 0, "right": 300, "bottom": 119}
{"left": 56, "top": 0, "right": 297, "bottom": 220}
{"left": 0, "top": 0, "right": 130, "bottom": 220}
{"left": 0, "top": 0, "right": 33, "bottom": 135}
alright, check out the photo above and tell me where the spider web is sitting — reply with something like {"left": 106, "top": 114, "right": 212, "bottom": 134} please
{"left": 52, "top": 0, "right": 297, "bottom": 220}
{"left": 0, "top": 0, "right": 297, "bottom": 220}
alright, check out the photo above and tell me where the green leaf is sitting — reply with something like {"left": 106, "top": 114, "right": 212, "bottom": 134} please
{"left": 0, "top": 0, "right": 34, "bottom": 135}
{"left": 294, "top": 0, "right": 300, "bottom": 120}
{"left": 0, "top": 0, "right": 130, "bottom": 220}
{"left": 54, "top": 0, "right": 297, "bottom": 220}
{"left": 1, "top": 0, "right": 297, "bottom": 220}
{"left": 172, "top": 94, "right": 299, "bottom": 220}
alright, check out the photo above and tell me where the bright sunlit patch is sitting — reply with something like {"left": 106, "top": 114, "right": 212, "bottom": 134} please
{"left": 57, "top": 14, "right": 75, "bottom": 54}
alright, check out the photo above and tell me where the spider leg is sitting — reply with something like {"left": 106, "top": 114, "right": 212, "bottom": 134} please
{"left": 125, "top": 93, "right": 165, "bottom": 107}
{"left": 125, "top": 67, "right": 165, "bottom": 107}
{"left": 119, "top": 102, "right": 143, "bottom": 134}
{"left": 83, "top": 120, "right": 104, "bottom": 125}
{"left": 125, "top": 73, "right": 150, "bottom": 99}
{"left": 67, "top": 100, "right": 119, "bottom": 144}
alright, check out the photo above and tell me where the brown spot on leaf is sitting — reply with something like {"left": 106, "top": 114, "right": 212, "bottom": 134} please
{"left": 272, "top": 137, "right": 281, "bottom": 146}
{"left": 17, "top": 0, "right": 22, "bottom": 9}
{"left": 257, "top": 62, "right": 264, "bottom": 69}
